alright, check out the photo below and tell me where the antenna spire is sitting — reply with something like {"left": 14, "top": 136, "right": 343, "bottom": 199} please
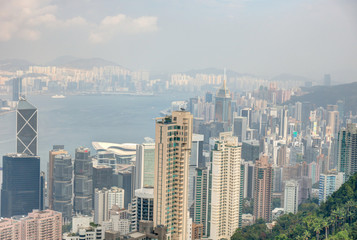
{"left": 223, "top": 67, "right": 227, "bottom": 89}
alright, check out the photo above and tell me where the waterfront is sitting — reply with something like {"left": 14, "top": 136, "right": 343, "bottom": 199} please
{"left": 0, "top": 93, "right": 194, "bottom": 169}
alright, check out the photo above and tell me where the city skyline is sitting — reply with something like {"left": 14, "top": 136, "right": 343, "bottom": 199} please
{"left": 0, "top": 0, "right": 356, "bottom": 82}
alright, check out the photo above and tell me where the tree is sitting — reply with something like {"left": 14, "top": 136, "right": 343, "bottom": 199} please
{"left": 322, "top": 219, "right": 329, "bottom": 240}
{"left": 313, "top": 217, "right": 323, "bottom": 240}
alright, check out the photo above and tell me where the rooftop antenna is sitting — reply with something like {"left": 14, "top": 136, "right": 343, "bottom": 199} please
{"left": 223, "top": 67, "right": 227, "bottom": 89}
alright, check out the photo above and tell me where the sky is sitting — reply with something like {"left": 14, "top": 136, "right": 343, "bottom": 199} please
{"left": 0, "top": 0, "right": 356, "bottom": 82}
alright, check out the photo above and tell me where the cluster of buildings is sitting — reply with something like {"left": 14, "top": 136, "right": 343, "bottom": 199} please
{"left": 0, "top": 71, "right": 356, "bottom": 240}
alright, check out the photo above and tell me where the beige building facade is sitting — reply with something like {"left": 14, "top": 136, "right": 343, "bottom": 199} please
{"left": 210, "top": 132, "right": 242, "bottom": 239}
{"left": 154, "top": 111, "right": 193, "bottom": 240}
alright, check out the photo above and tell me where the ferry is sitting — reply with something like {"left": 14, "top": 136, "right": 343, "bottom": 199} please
{"left": 51, "top": 94, "right": 66, "bottom": 99}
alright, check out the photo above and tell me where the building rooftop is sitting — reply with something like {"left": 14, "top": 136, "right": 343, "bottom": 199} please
{"left": 17, "top": 98, "right": 36, "bottom": 110}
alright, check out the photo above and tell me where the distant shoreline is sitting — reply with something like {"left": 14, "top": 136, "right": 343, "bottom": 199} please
{"left": 0, "top": 110, "right": 14, "bottom": 116}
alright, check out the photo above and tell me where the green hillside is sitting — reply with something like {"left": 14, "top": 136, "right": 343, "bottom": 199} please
{"left": 231, "top": 173, "right": 357, "bottom": 240}
{"left": 289, "top": 82, "right": 357, "bottom": 114}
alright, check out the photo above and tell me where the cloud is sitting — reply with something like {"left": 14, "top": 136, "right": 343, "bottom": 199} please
{"left": 89, "top": 15, "right": 158, "bottom": 43}
{"left": 0, "top": 0, "right": 158, "bottom": 42}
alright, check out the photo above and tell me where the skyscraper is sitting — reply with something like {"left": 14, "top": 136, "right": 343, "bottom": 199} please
{"left": 253, "top": 155, "right": 273, "bottom": 222}
{"left": 1, "top": 153, "right": 40, "bottom": 217}
{"left": 188, "top": 134, "right": 204, "bottom": 215}
{"left": 12, "top": 77, "right": 22, "bottom": 101}
{"left": 113, "top": 168, "right": 134, "bottom": 209}
{"left": 337, "top": 123, "right": 357, "bottom": 178}
{"left": 279, "top": 107, "right": 288, "bottom": 140}
{"left": 241, "top": 108, "right": 252, "bottom": 129}
{"left": 53, "top": 154, "right": 73, "bottom": 220}
{"left": 233, "top": 116, "right": 247, "bottom": 142}
{"left": 241, "top": 160, "right": 255, "bottom": 199}
{"left": 241, "top": 140, "right": 260, "bottom": 162}
{"left": 16, "top": 98, "right": 38, "bottom": 156}
{"left": 48, "top": 145, "right": 68, "bottom": 210}
{"left": 209, "top": 132, "right": 242, "bottom": 239}
{"left": 283, "top": 180, "right": 299, "bottom": 214}
{"left": 214, "top": 79, "right": 232, "bottom": 125}
{"left": 193, "top": 167, "right": 210, "bottom": 237}
{"left": 154, "top": 111, "right": 193, "bottom": 240}
{"left": 74, "top": 147, "right": 93, "bottom": 215}
{"left": 135, "top": 143, "right": 155, "bottom": 190}
{"left": 93, "top": 165, "right": 113, "bottom": 190}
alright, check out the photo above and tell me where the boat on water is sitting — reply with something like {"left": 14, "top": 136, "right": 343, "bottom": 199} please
{"left": 51, "top": 94, "right": 66, "bottom": 99}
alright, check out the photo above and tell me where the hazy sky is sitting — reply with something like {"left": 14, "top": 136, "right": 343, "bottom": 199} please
{"left": 0, "top": 0, "right": 356, "bottom": 82}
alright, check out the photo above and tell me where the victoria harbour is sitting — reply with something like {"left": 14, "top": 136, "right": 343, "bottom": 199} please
{"left": 0, "top": 93, "right": 194, "bottom": 169}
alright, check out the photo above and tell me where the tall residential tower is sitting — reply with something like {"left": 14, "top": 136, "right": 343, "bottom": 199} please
{"left": 209, "top": 132, "right": 242, "bottom": 239}
{"left": 154, "top": 111, "right": 193, "bottom": 240}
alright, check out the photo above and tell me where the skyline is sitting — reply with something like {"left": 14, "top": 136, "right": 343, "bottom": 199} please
{"left": 0, "top": 0, "right": 356, "bottom": 82}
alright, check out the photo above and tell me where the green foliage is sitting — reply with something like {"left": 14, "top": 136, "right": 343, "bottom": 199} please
{"left": 62, "top": 223, "right": 72, "bottom": 233}
{"left": 231, "top": 173, "right": 357, "bottom": 240}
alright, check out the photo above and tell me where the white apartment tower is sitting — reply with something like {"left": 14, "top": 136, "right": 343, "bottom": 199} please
{"left": 154, "top": 111, "right": 193, "bottom": 240}
{"left": 283, "top": 180, "right": 299, "bottom": 214}
{"left": 210, "top": 132, "right": 242, "bottom": 240}
{"left": 94, "top": 187, "right": 125, "bottom": 224}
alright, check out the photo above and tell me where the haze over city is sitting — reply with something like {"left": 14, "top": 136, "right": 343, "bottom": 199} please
{"left": 1, "top": 0, "right": 357, "bottom": 81}
{"left": 1, "top": 1, "right": 357, "bottom": 240}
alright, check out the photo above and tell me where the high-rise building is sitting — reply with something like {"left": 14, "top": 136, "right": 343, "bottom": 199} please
{"left": 209, "top": 132, "right": 242, "bottom": 239}
{"left": 0, "top": 218, "right": 21, "bottom": 240}
{"left": 94, "top": 187, "right": 125, "bottom": 224}
{"left": 135, "top": 143, "right": 155, "bottom": 189}
{"left": 113, "top": 168, "right": 134, "bottom": 209}
{"left": 193, "top": 167, "right": 209, "bottom": 237}
{"left": 1, "top": 153, "right": 40, "bottom": 217}
{"left": 241, "top": 108, "right": 252, "bottom": 129}
{"left": 242, "top": 140, "right": 260, "bottom": 162}
{"left": 16, "top": 98, "right": 38, "bottom": 156}
{"left": 277, "top": 145, "right": 289, "bottom": 167}
{"left": 233, "top": 116, "right": 247, "bottom": 142}
{"left": 93, "top": 165, "right": 113, "bottom": 190}
{"left": 319, "top": 171, "right": 345, "bottom": 204}
{"left": 154, "top": 111, "right": 193, "bottom": 240}
{"left": 253, "top": 155, "right": 273, "bottom": 222}
{"left": 48, "top": 145, "right": 68, "bottom": 210}
{"left": 337, "top": 123, "right": 357, "bottom": 178}
{"left": 189, "top": 134, "right": 204, "bottom": 215}
{"left": 241, "top": 161, "right": 255, "bottom": 199}
{"left": 12, "top": 77, "right": 22, "bottom": 101}
{"left": 214, "top": 79, "right": 232, "bottom": 125}
{"left": 283, "top": 180, "right": 299, "bottom": 214}
{"left": 132, "top": 187, "right": 154, "bottom": 232}
{"left": 74, "top": 147, "right": 93, "bottom": 215}
{"left": 0, "top": 210, "right": 62, "bottom": 240}
{"left": 279, "top": 107, "right": 288, "bottom": 140}
{"left": 295, "top": 102, "right": 302, "bottom": 122}
{"left": 327, "top": 111, "right": 339, "bottom": 138}
{"left": 53, "top": 154, "right": 73, "bottom": 220}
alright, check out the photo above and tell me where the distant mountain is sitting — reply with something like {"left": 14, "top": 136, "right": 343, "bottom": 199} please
{"left": 289, "top": 81, "right": 357, "bottom": 113}
{"left": 47, "top": 56, "right": 80, "bottom": 66}
{"left": 271, "top": 73, "right": 313, "bottom": 82}
{"left": 48, "top": 56, "right": 122, "bottom": 69}
{"left": 0, "top": 59, "right": 34, "bottom": 72}
{"left": 184, "top": 68, "right": 248, "bottom": 77}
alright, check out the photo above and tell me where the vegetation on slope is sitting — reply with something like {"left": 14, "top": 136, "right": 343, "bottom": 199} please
{"left": 231, "top": 173, "right": 357, "bottom": 240}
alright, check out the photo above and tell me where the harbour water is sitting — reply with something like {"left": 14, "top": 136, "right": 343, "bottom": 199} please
{"left": 0, "top": 93, "right": 195, "bottom": 169}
